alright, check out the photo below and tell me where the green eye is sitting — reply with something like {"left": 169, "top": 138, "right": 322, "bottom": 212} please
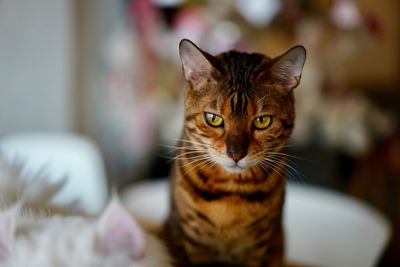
{"left": 205, "top": 112, "right": 223, "bottom": 127}
{"left": 253, "top": 115, "right": 272, "bottom": 130}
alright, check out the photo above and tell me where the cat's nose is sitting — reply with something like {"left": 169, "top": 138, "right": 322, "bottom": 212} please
{"left": 225, "top": 132, "right": 249, "bottom": 162}
{"left": 227, "top": 150, "right": 246, "bottom": 162}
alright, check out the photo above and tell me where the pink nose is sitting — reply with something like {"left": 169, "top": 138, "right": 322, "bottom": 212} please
{"left": 227, "top": 151, "right": 246, "bottom": 162}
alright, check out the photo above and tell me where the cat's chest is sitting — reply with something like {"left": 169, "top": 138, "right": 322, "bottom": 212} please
{"left": 190, "top": 197, "right": 273, "bottom": 247}
{"left": 177, "top": 176, "right": 282, "bottom": 233}
{"left": 189, "top": 199, "right": 274, "bottom": 262}
{"left": 200, "top": 198, "right": 259, "bottom": 229}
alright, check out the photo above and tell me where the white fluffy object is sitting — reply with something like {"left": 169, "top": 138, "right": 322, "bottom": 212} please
{"left": 0, "top": 157, "right": 172, "bottom": 267}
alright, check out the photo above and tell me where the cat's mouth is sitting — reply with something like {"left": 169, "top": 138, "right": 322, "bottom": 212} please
{"left": 224, "top": 165, "right": 245, "bottom": 173}
{"left": 208, "top": 150, "right": 249, "bottom": 173}
{"left": 223, "top": 160, "right": 247, "bottom": 173}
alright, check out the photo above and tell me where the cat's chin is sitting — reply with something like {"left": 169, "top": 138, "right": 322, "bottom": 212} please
{"left": 223, "top": 165, "right": 247, "bottom": 173}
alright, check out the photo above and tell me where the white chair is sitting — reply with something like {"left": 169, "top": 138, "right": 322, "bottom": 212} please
{"left": 122, "top": 180, "right": 391, "bottom": 267}
{"left": 0, "top": 132, "right": 108, "bottom": 214}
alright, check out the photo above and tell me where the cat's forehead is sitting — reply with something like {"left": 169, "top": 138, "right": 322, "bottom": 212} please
{"left": 213, "top": 52, "right": 275, "bottom": 113}
{"left": 206, "top": 86, "right": 282, "bottom": 116}
{"left": 205, "top": 90, "right": 279, "bottom": 118}
{"left": 216, "top": 51, "right": 271, "bottom": 88}
{"left": 217, "top": 51, "right": 271, "bottom": 69}
{"left": 188, "top": 50, "right": 292, "bottom": 115}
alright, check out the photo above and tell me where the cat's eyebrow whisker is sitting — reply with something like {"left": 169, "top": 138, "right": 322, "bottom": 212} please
{"left": 256, "top": 95, "right": 268, "bottom": 106}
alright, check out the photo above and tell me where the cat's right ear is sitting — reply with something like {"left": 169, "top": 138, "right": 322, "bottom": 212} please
{"left": 0, "top": 209, "right": 16, "bottom": 261}
{"left": 179, "top": 39, "right": 221, "bottom": 87}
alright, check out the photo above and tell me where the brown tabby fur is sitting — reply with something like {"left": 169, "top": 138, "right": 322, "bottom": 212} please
{"left": 164, "top": 40, "right": 305, "bottom": 267}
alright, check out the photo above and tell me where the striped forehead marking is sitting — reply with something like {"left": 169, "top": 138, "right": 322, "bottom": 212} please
{"left": 220, "top": 51, "right": 265, "bottom": 114}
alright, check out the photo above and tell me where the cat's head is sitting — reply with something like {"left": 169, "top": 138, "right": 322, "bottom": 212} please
{"left": 179, "top": 39, "right": 305, "bottom": 173}
{"left": 0, "top": 200, "right": 171, "bottom": 267}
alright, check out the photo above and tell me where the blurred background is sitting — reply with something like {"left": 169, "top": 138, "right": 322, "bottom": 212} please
{"left": 0, "top": 0, "right": 399, "bottom": 265}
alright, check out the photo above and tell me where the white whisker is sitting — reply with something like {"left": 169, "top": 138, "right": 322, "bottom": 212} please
{"left": 264, "top": 155, "right": 308, "bottom": 183}
{"left": 180, "top": 156, "right": 212, "bottom": 170}
{"left": 184, "top": 158, "right": 214, "bottom": 176}
{"left": 259, "top": 158, "right": 288, "bottom": 182}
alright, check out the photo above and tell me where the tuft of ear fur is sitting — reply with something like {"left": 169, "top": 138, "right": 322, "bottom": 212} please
{"left": 264, "top": 45, "right": 306, "bottom": 91}
{"left": 97, "top": 199, "right": 146, "bottom": 260}
{"left": 179, "top": 39, "right": 221, "bottom": 87}
{"left": 0, "top": 208, "right": 16, "bottom": 261}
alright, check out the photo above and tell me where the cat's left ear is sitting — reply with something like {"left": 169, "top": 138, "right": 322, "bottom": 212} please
{"left": 264, "top": 45, "right": 306, "bottom": 91}
{"left": 0, "top": 208, "right": 16, "bottom": 261}
{"left": 97, "top": 199, "right": 146, "bottom": 260}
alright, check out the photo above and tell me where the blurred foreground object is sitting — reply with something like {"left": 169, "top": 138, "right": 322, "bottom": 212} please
{"left": 0, "top": 133, "right": 108, "bottom": 214}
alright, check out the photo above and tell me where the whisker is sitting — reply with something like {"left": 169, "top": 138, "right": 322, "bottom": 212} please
{"left": 265, "top": 155, "right": 308, "bottom": 183}
{"left": 180, "top": 156, "right": 212, "bottom": 170}
{"left": 173, "top": 138, "right": 209, "bottom": 147}
{"left": 191, "top": 159, "right": 214, "bottom": 174}
{"left": 174, "top": 150, "right": 206, "bottom": 158}
{"left": 265, "top": 151, "right": 309, "bottom": 161}
{"left": 184, "top": 158, "right": 214, "bottom": 176}
{"left": 268, "top": 143, "right": 298, "bottom": 151}
{"left": 160, "top": 153, "right": 209, "bottom": 164}
{"left": 256, "top": 95, "right": 268, "bottom": 105}
{"left": 173, "top": 154, "right": 210, "bottom": 162}
{"left": 262, "top": 149, "right": 310, "bottom": 182}
{"left": 259, "top": 159, "right": 288, "bottom": 182}
{"left": 158, "top": 144, "right": 206, "bottom": 151}
{"left": 157, "top": 146, "right": 207, "bottom": 160}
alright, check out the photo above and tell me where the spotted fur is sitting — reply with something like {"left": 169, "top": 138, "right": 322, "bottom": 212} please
{"left": 164, "top": 39, "right": 306, "bottom": 267}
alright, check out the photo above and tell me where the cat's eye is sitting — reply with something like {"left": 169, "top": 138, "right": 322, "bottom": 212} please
{"left": 205, "top": 112, "right": 223, "bottom": 127}
{"left": 253, "top": 115, "right": 272, "bottom": 130}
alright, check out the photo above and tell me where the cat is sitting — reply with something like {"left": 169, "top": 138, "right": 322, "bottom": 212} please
{"left": 0, "top": 201, "right": 172, "bottom": 267}
{"left": 164, "top": 39, "right": 306, "bottom": 267}
{"left": 0, "top": 157, "right": 172, "bottom": 267}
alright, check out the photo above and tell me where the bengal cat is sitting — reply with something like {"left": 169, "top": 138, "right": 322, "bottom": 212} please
{"left": 164, "top": 39, "right": 306, "bottom": 267}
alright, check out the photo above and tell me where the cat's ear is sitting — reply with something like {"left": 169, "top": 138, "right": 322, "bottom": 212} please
{"left": 97, "top": 199, "right": 146, "bottom": 260}
{"left": 0, "top": 209, "right": 16, "bottom": 261}
{"left": 179, "top": 39, "right": 222, "bottom": 87}
{"left": 263, "top": 45, "right": 306, "bottom": 91}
